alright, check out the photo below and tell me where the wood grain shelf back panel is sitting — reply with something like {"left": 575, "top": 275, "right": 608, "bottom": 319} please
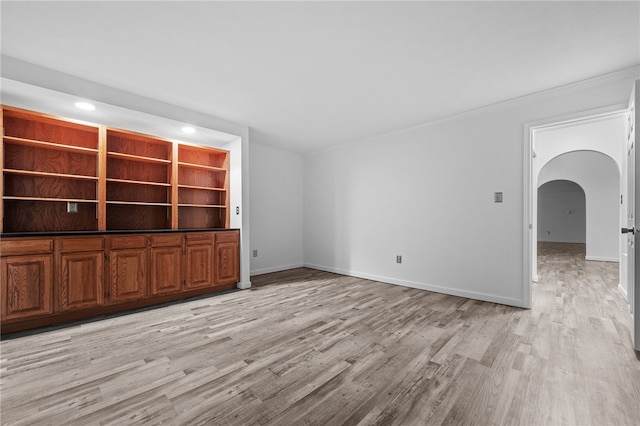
{"left": 178, "top": 187, "right": 225, "bottom": 205}
{"left": 5, "top": 144, "right": 97, "bottom": 177}
{"left": 3, "top": 110, "right": 98, "bottom": 150}
{"left": 178, "top": 167, "right": 225, "bottom": 188}
{"left": 178, "top": 145, "right": 227, "bottom": 168}
{"left": 106, "top": 204, "right": 170, "bottom": 230}
{"left": 5, "top": 174, "right": 97, "bottom": 200}
{"left": 106, "top": 157, "right": 168, "bottom": 184}
{"left": 107, "top": 181, "right": 169, "bottom": 204}
{"left": 107, "top": 130, "right": 171, "bottom": 161}
{"left": 4, "top": 200, "right": 98, "bottom": 232}
{"left": 178, "top": 205, "right": 225, "bottom": 229}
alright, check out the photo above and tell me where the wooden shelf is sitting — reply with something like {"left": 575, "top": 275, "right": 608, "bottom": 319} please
{"left": 177, "top": 161, "right": 226, "bottom": 172}
{"left": 107, "top": 151, "right": 171, "bottom": 164}
{"left": 3, "top": 136, "right": 98, "bottom": 154}
{"left": 106, "top": 201, "right": 171, "bottom": 207}
{"left": 107, "top": 178, "right": 171, "bottom": 187}
{"left": 4, "top": 196, "right": 98, "bottom": 203}
{"left": 2, "top": 105, "right": 231, "bottom": 232}
{"left": 4, "top": 168, "right": 98, "bottom": 181}
{"left": 178, "top": 204, "right": 227, "bottom": 208}
{"left": 178, "top": 184, "right": 226, "bottom": 192}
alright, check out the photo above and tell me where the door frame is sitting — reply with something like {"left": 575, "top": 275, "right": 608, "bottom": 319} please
{"left": 522, "top": 104, "right": 628, "bottom": 308}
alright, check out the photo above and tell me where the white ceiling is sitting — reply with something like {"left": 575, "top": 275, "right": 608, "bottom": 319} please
{"left": 2, "top": 1, "right": 639, "bottom": 153}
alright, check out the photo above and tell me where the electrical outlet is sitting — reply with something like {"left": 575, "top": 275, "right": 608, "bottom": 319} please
{"left": 253, "top": 249, "right": 258, "bottom": 257}
{"left": 396, "top": 255, "right": 402, "bottom": 264}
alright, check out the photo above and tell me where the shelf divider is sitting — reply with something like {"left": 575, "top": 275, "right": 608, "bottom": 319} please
{"left": 4, "top": 135, "right": 98, "bottom": 154}
{"left": 107, "top": 151, "right": 171, "bottom": 164}
{"left": 4, "top": 196, "right": 98, "bottom": 203}
{"left": 4, "top": 168, "right": 98, "bottom": 181}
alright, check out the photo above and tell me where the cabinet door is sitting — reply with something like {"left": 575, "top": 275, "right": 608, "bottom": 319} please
{"left": 150, "top": 246, "right": 182, "bottom": 295}
{"left": 1, "top": 255, "right": 53, "bottom": 320}
{"left": 59, "top": 252, "right": 104, "bottom": 311}
{"left": 215, "top": 241, "right": 239, "bottom": 285}
{"left": 185, "top": 243, "right": 213, "bottom": 289}
{"left": 109, "top": 249, "right": 147, "bottom": 303}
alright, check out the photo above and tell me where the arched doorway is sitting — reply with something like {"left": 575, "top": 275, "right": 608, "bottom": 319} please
{"left": 537, "top": 150, "right": 620, "bottom": 265}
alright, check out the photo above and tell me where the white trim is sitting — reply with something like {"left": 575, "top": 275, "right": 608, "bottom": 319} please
{"left": 523, "top": 119, "right": 533, "bottom": 309}
{"left": 308, "top": 65, "right": 640, "bottom": 157}
{"left": 618, "top": 283, "right": 628, "bottom": 299}
{"left": 304, "top": 263, "right": 525, "bottom": 308}
{"left": 523, "top": 103, "right": 634, "bottom": 312}
{"left": 250, "top": 263, "right": 304, "bottom": 276}
{"left": 585, "top": 256, "right": 619, "bottom": 262}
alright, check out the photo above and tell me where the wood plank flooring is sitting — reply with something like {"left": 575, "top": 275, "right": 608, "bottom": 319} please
{"left": 1, "top": 242, "right": 639, "bottom": 425}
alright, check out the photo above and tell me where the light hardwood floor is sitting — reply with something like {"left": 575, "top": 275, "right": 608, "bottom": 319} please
{"left": 1, "top": 243, "right": 639, "bottom": 425}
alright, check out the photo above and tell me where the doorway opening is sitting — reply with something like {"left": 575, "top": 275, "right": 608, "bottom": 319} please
{"left": 523, "top": 107, "right": 628, "bottom": 309}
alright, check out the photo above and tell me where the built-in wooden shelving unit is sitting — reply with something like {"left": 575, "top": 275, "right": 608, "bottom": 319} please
{"left": 0, "top": 105, "right": 239, "bottom": 335}
{"left": 1, "top": 106, "right": 231, "bottom": 233}
{"left": 177, "top": 144, "right": 229, "bottom": 229}
{"left": 1, "top": 107, "right": 100, "bottom": 232}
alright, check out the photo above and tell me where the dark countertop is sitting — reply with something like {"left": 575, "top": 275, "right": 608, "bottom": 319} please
{"left": 1, "top": 228, "right": 240, "bottom": 238}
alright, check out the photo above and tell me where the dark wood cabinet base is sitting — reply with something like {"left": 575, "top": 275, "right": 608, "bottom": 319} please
{"left": 0, "top": 230, "right": 240, "bottom": 335}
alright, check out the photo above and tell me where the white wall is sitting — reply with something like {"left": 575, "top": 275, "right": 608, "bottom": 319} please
{"left": 538, "top": 180, "right": 586, "bottom": 244}
{"left": 249, "top": 143, "right": 304, "bottom": 275}
{"left": 538, "top": 152, "right": 619, "bottom": 260}
{"left": 304, "top": 69, "right": 638, "bottom": 307}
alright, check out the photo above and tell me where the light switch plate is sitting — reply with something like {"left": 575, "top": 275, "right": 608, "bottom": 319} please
{"left": 494, "top": 192, "right": 503, "bottom": 203}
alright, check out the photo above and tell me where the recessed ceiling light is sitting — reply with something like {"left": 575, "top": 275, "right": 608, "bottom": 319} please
{"left": 74, "top": 101, "right": 95, "bottom": 111}
{"left": 181, "top": 126, "right": 196, "bottom": 134}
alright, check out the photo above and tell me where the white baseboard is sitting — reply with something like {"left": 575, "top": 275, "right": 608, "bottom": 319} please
{"left": 303, "top": 262, "right": 525, "bottom": 308}
{"left": 585, "top": 256, "right": 619, "bottom": 262}
{"left": 250, "top": 263, "right": 304, "bottom": 276}
{"left": 618, "top": 283, "right": 628, "bottom": 299}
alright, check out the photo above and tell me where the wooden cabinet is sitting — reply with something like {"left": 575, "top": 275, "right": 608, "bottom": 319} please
{"left": 1, "top": 254, "right": 53, "bottom": 320}
{"left": 215, "top": 231, "right": 240, "bottom": 285}
{"left": 0, "top": 238, "right": 54, "bottom": 320}
{"left": 0, "top": 102, "right": 241, "bottom": 334}
{"left": 185, "top": 233, "right": 214, "bottom": 289}
{"left": 108, "top": 236, "right": 148, "bottom": 304}
{"left": 58, "top": 237, "right": 104, "bottom": 311}
{"left": 1, "top": 230, "right": 239, "bottom": 333}
{"left": 150, "top": 234, "right": 183, "bottom": 295}
{"left": 59, "top": 252, "right": 103, "bottom": 310}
